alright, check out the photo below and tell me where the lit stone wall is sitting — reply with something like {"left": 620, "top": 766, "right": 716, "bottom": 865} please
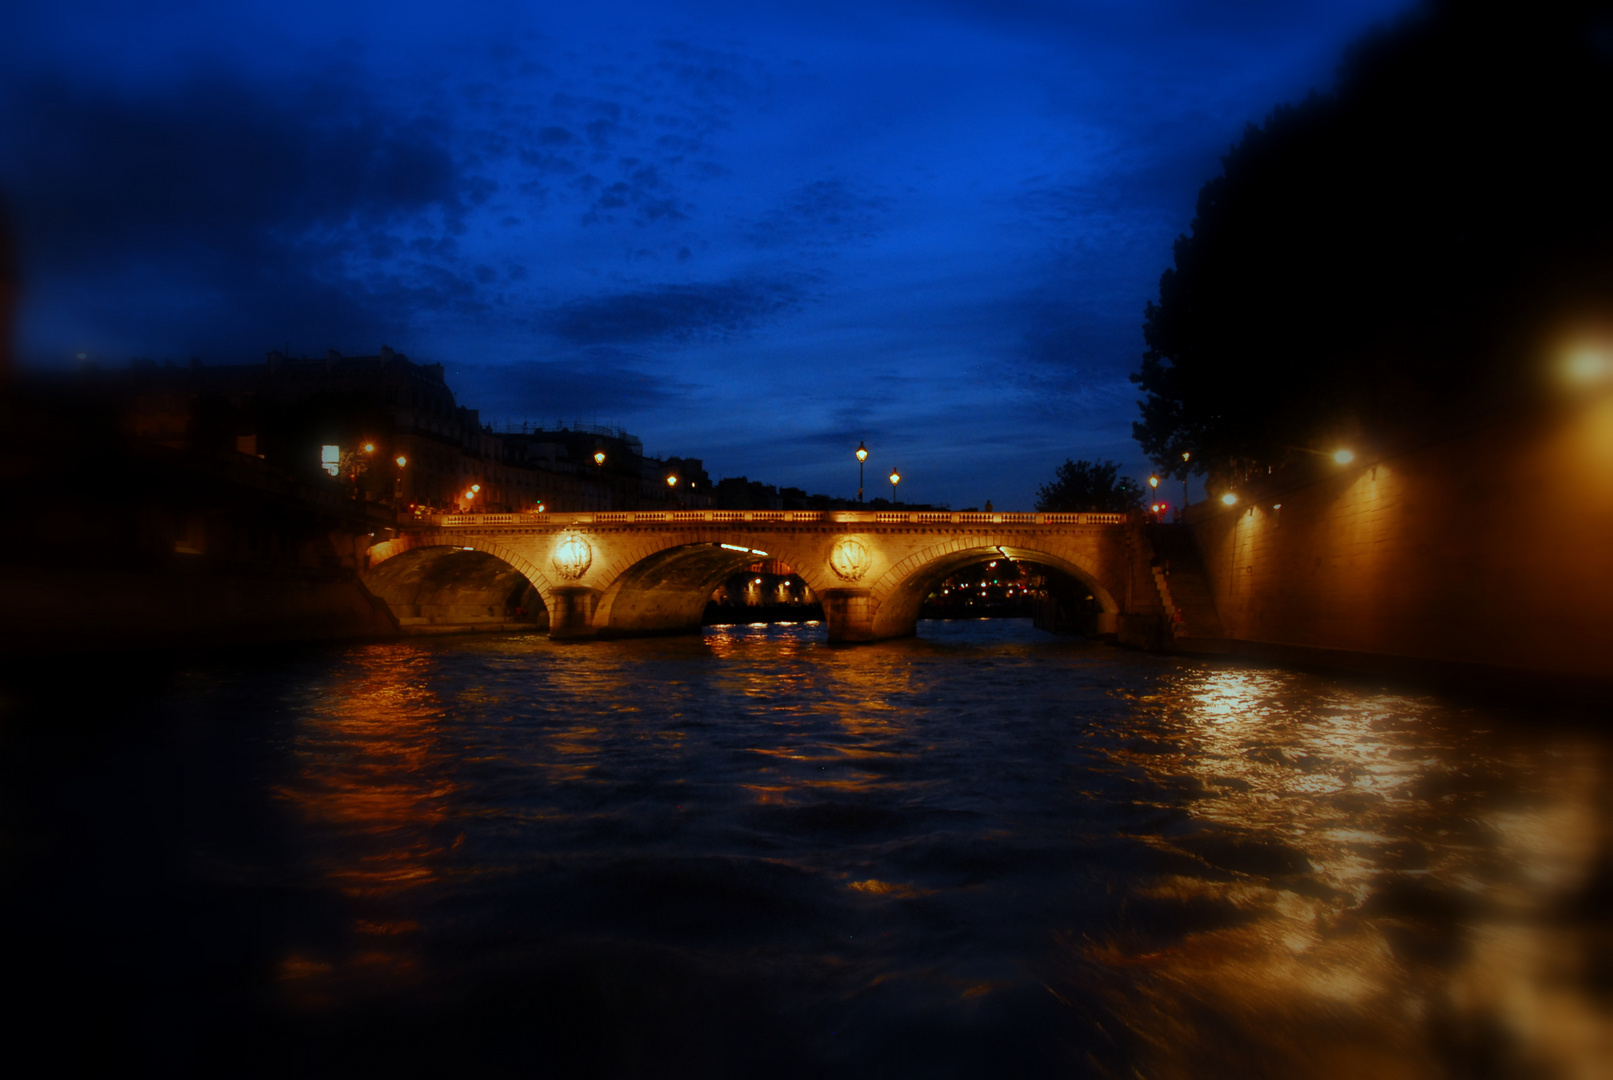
{"left": 1186, "top": 398, "right": 1613, "bottom": 684}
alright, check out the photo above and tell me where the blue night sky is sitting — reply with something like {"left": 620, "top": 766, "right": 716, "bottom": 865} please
{"left": 2, "top": 0, "right": 1413, "bottom": 509}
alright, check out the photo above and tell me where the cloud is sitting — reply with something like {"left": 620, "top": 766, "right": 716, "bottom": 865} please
{"left": 449, "top": 349, "right": 698, "bottom": 422}
{"left": 746, "top": 179, "right": 893, "bottom": 249}
{"left": 0, "top": 66, "right": 501, "bottom": 359}
{"left": 543, "top": 278, "right": 805, "bottom": 345}
{"left": 1, "top": 71, "right": 472, "bottom": 262}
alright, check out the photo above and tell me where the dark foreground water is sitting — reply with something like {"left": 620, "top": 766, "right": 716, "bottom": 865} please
{"left": 2, "top": 621, "right": 1610, "bottom": 1077}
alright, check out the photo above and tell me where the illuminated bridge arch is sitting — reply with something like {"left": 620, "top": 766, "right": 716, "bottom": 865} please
{"left": 863, "top": 533, "right": 1122, "bottom": 640}
{"left": 365, "top": 532, "right": 556, "bottom": 632}
{"left": 588, "top": 530, "right": 829, "bottom": 638}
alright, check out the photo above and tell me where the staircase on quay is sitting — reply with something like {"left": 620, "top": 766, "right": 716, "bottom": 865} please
{"left": 1145, "top": 523, "right": 1232, "bottom": 655}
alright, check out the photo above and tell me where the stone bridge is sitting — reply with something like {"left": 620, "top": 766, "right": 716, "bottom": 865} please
{"left": 364, "top": 509, "right": 1163, "bottom": 643}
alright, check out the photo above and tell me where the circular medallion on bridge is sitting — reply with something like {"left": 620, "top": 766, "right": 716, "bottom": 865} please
{"left": 828, "top": 537, "right": 872, "bottom": 582}
{"left": 551, "top": 533, "right": 594, "bottom": 579}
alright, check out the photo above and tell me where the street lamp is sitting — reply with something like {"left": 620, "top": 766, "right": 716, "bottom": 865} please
{"left": 888, "top": 468, "right": 901, "bottom": 506}
{"left": 1181, "top": 451, "right": 1191, "bottom": 508}
{"left": 393, "top": 454, "right": 407, "bottom": 506}
{"left": 1148, "top": 474, "right": 1160, "bottom": 519}
{"left": 594, "top": 450, "right": 606, "bottom": 465}
{"left": 855, "top": 441, "right": 868, "bottom": 503}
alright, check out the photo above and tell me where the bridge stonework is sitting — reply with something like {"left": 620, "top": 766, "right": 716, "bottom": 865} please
{"left": 365, "top": 510, "right": 1160, "bottom": 644}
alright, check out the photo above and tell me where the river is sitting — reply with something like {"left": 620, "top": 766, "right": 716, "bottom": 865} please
{"left": 2, "top": 620, "right": 1608, "bottom": 1077}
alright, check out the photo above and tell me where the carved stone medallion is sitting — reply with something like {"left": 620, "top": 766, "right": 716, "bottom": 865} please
{"left": 551, "top": 533, "right": 594, "bottom": 579}
{"left": 828, "top": 537, "right": 872, "bottom": 582}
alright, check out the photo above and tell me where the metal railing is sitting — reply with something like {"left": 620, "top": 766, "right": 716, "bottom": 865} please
{"left": 418, "top": 510, "right": 1128, "bottom": 528}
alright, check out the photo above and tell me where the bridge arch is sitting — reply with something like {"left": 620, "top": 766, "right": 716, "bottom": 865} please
{"left": 863, "top": 534, "right": 1122, "bottom": 640}
{"left": 588, "top": 531, "right": 830, "bottom": 638}
{"left": 364, "top": 533, "right": 554, "bottom": 633}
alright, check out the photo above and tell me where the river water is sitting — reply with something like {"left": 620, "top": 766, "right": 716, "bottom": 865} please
{"left": 2, "top": 620, "right": 1609, "bottom": 1077}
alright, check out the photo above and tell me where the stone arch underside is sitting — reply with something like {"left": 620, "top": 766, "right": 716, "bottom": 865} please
{"left": 365, "top": 544, "right": 548, "bottom": 633}
{"left": 591, "top": 534, "right": 825, "bottom": 637}
{"left": 864, "top": 535, "right": 1125, "bottom": 640}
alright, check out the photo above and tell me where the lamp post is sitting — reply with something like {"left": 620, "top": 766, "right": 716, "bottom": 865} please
{"left": 855, "top": 441, "right": 868, "bottom": 503}
{"left": 889, "top": 467, "right": 901, "bottom": 506}
{"left": 1181, "top": 450, "right": 1191, "bottom": 509}
{"left": 1148, "top": 474, "right": 1160, "bottom": 520}
{"left": 394, "top": 454, "right": 407, "bottom": 507}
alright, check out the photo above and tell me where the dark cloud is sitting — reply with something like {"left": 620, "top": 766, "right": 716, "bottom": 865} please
{"left": 0, "top": 67, "right": 498, "bottom": 359}
{"left": 449, "top": 349, "right": 698, "bottom": 422}
{"left": 1, "top": 72, "right": 470, "bottom": 263}
{"left": 747, "top": 179, "right": 892, "bottom": 249}
{"left": 544, "top": 278, "right": 803, "bottom": 345}
{"left": 536, "top": 125, "right": 579, "bottom": 145}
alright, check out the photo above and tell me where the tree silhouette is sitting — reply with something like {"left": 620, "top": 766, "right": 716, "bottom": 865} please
{"left": 1035, "top": 459, "right": 1142, "bottom": 513}
{"left": 1132, "top": 1, "right": 1613, "bottom": 493}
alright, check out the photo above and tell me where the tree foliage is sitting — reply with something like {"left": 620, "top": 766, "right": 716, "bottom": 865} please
{"left": 1035, "top": 458, "right": 1142, "bottom": 513}
{"left": 1132, "top": 1, "right": 1613, "bottom": 492}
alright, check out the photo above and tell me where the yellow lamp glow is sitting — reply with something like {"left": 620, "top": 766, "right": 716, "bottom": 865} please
{"left": 1221, "top": 493, "right": 1238, "bottom": 506}
{"left": 1333, "top": 449, "right": 1355, "bottom": 465}
{"left": 363, "top": 443, "right": 374, "bottom": 453}
{"left": 666, "top": 474, "right": 678, "bottom": 487}
{"left": 395, "top": 455, "right": 407, "bottom": 467}
{"left": 471, "top": 484, "right": 480, "bottom": 493}
{"left": 594, "top": 451, "right": 606, "bottom": 465}
{"left": 888, "top": 470, "right": 900, "bottom": 485}
{"left": 856, "top": 441, "right": 868, "bottom": 462}
{"left": 1566, "top": 346, "right": 1609, "bottom": 384}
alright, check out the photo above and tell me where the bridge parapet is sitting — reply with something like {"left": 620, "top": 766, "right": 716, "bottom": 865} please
{"left": 420, "top": 510, "right": 1129, "bottom": 528}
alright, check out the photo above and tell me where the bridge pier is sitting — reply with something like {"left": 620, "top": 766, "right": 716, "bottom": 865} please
{"left": 547, "top": 586, "right": 602, "bottom": 640}
{"left": 823, "top": 588, "right": 877, "bottom": 643}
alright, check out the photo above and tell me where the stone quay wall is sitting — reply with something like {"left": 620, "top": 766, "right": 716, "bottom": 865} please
{"left": 1184, "top": 396, "right": 1613, "bottom": 691}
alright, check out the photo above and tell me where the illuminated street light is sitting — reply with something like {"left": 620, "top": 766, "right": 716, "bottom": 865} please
{"left": 1566, "top": 345, "right": 1610, "bottom": 384}
{"left": 666, "top": 473, "right": 679, "bottom": 487}
{"left": 471, "top": 484, "right": 480, "bottom": 493}
{"left": 594, "top": 450, "right": 606, "bottom": 465}
{"left": 889, "top": 468, "right": 901, "bottom": 506}
{"left": 395, "top": 455, "right": 407, "bottom": 467}
{"left": 1332, "top": 449, "right": 1355, "bottom": 465}
{"left": 855, "top": 441, "right": 868, "bottom": 503}
{"left": 1221, "top": 492, "right": 1238, "bottom": 506}
{"left": 363, "top": 443, "right": 375, "bottom": 453}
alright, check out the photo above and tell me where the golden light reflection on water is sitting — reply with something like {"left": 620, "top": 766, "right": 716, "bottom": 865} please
{"left": 273, "top": 644, "right": 456, "bottom": 1006}
{"left": 1084, "top": 666, "right": 1613, "bottom": 1079}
